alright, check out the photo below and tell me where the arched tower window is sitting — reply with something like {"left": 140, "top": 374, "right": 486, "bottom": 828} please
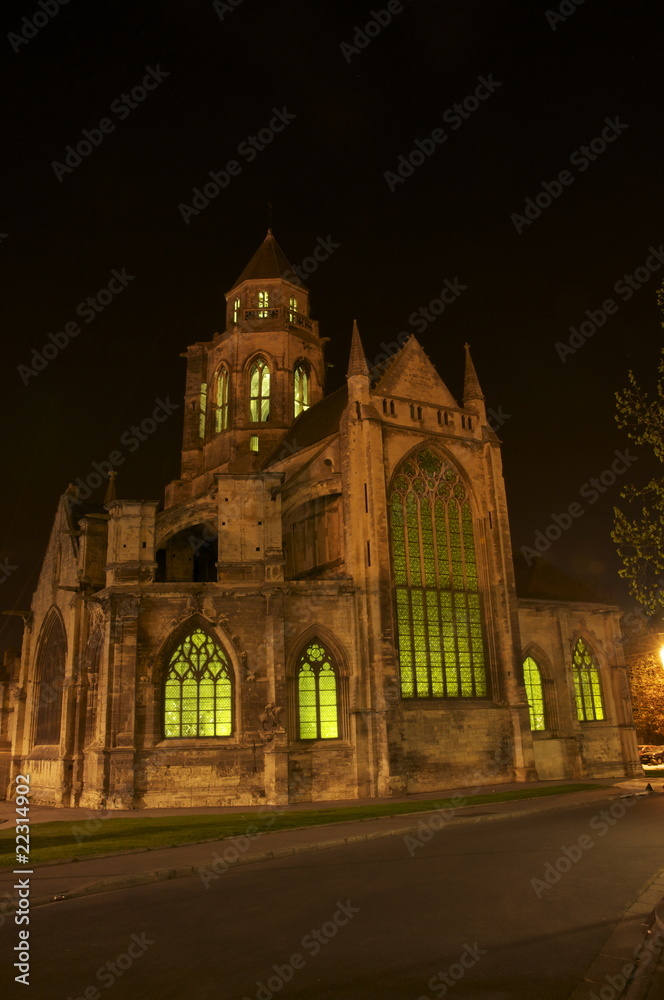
{"left": 297, "top": 640, "right": 339, "bottom": 740}
{"left": 164, "top": 628, "right": 232, "bottom": 738}
{"left": 389, "top": 448, "right": 487, "bottom": 699}
{"left": 199, "top": 382, "right": 208, "bottom": 439}
{"left": 289, "top": 295, "right": 297, "bottom": 322}
{"left": 572, "top": 638, "right": 604, "bottom": 721}
{"left": 35, "top": 611, "right": 66, "bottom": 745}
{"left": 523, "top": 655, "right": 546, "bottom": 730}
{"left": 294, "top": 363, "right": 310, "bottom": 418}
{"left": 233, "top": 297, "right": 240, "bottom": 324}
{"left": 249, "top": 358, "right": 270, "bottom": 422}
{"left": 257, "top": 290, "right": 269, "bottom": 318}
{"left": 215, "top": 366, "right": 230, "bottom": 433}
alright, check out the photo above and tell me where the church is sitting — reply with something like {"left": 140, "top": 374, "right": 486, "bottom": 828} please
{"left": 0, "top": 231, "right": 642, "bottom": 808}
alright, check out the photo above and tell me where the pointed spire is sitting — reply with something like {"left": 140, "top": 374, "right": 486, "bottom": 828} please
{"left": 463, "top": 343, "right": 484, "bottom": 403}
{"left": 229, "top": 230, "right": 297, "bottom": 289}
{"left": 346, "top": 320, "right": 370, "bottom": 379}
{"left": 104, "top": 470, "right": 117, "bottom": 506}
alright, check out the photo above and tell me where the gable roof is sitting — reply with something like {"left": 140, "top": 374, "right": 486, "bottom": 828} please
{"left": 373, "top": 336, "right": 458, "bottom": 407}
{"left": 261, "top": 384, "right": 348, "bottom": 467}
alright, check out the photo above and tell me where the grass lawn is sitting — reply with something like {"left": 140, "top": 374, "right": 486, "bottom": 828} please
{"left": 0, "top": 783, "right": 606, "bottom": 868}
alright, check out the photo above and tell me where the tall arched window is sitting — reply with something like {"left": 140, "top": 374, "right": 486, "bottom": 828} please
{"left": 523, "top": 655, "right": 546, "bottom": 730}
{"left": 257, "top": 290, "right": 269, "bottom": 317}
{"left": 249, "top": 358, "right": 270, "bottom": 422}
{"left": 289, "top": 295, "right": 297, "bottom": 322}
{"left": 164, "top": 628, "right": 232, "bottom": 737}
{"left": 573, "top": 638, "right": 604, "bottom": 721}
{"left": 294, "top": 363, "right": 309, "bottom": 418}
{"left": 389, "top": 448, "right": 487, "bottom": 699}
{"left": 297, "top": 640, "right": 339, "bottom": 740}
{"left": 199, "top": 382, "right": 208, "bottom": 439}
{"left": 35, "top": 610, "right": 66, "bottom": 745}
{"left": 215, "top": 366, "right": 229, "bottom": 432}
{"left": 233, "top": 297, "right": 240, "bottom": 324}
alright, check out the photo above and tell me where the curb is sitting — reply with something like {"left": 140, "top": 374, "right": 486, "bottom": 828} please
{"left": 26, "top": 787, "right": 638, "bottom": 909}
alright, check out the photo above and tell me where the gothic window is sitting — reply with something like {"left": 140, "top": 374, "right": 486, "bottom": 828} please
{"left": 289, "top": 295, "right": 297, "bottom": 322}
{"left": 573, "top": 638, "right": 605, "bottom": 721}
{"left": 215, "top": 367, "right": 229, "bottom": 432}
{"left": 294, "top": 363, "right": 310, "bottom": 418}
{"left": 233, "top": 297, "right": 240, "bottom": 324}
{"left": 35, "top": 611, "right": 66, "bottom": 745}
{"left": 199, "top": 382, "right": 208, "bottom": 439}
{"left": 249, "top": 358, "right": 270, "bottom": 422}
{"left": 258, "top": 290, "right": 269, "bottom": 318}
{"left": 523, "top": 655, "right": 546, "bottom": 730}
{"left": 297, "top": 640, "right": 339, "bottom": 740}
{"left": 164, "top": 628, "right": 232, "bottom": 738}
{"left": 389, "top": 448, "right": 487, "bottom": 699}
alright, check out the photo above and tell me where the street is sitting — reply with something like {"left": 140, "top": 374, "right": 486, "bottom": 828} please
{"left": 2, "top": 795, "right": 663, "bottom": 1000}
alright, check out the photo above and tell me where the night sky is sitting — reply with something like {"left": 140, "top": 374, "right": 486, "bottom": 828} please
{"left": 1, "top": 0, "right": 662, "bottom": 657}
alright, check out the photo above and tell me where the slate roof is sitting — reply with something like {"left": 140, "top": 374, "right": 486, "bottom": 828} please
{"left": 229, "top": 230, "right": 299, "bottom": 289}
{"left": 262, "top": 384, "right": 348, "bottom": 467}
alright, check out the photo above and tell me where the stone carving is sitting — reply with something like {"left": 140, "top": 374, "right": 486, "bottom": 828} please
{"left": 259, "top": 703, "right": 284, "bottom": 731}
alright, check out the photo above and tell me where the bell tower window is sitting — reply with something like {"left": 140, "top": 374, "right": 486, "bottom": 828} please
{"left": 289, "top": 296, "right": 297, "bottom": 322}
{"left": 199, "top": 382, "right": 208, "bottom": 439}
{"left": 249, "top": 358, "right": 270, "bottom": 422}
{"left": 258, "top": 290, "right": 269, "bottom": 318}
{"left": 294, "top": 363, "right": 310, "bottom": 418}
{"left": 215, "top": 367, "right": 229, "bottom": 433}
{"left": 233, "top": 298, "right": 240, "bottom": 324}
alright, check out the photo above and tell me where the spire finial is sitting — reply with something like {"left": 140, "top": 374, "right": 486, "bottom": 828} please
{"left": 347, "top": 320, "right": 370, "bottom": 379}
{"left": 267, "top": 200, "right": 273, "bottom": 234}
{"left": 463, "top": 343, "right": 485, "bottom": 403}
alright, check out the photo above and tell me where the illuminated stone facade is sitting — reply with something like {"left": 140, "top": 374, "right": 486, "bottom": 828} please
{"left": 2, "top": 233, "right": 642, "bottom": 808}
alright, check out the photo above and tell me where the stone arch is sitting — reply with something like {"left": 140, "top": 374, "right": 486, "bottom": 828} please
{"left": 33, "top": 607, "right": 67, "bottom": 746}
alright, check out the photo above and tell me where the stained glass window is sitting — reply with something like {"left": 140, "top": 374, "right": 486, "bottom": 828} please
{"left": 35, "top": 611, "right": 66, "bottom": 745}
{"left": 523, "top": 656, "right": 546, "bottom": 730}
{"left": 258, "top": 290, "right": 269, "bottom": 318}
{"left": 199, "top": 382, "right": 208, "bottom": 439}
{"left": 249, "top": 358, "right": 270, "bottom": 422}
{"left": 389, "top": 448, "right": 487, "bottom": 699}
{"left": 164, "top": 628, "right": 232, "bottom": 738}
{"left": 297, "top": 641, "right": 339, "bottom": 740}
{"left": 573, "top": 638, "right": 604, "bottom": 721}
{"left": 294, "top": 363, "right": 310, "bottom": 418}
{"left": 215, "top": 367, "right": 229, "bottom": 432}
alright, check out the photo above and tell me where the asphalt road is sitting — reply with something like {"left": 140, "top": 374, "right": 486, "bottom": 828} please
{"left": 2, "top": 795, "right": 663, "bottom": 1000}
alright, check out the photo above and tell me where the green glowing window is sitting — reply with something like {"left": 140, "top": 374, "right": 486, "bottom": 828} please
{"left": 389, "top": 448, "right": 487, "bottom": 699}
{"left": 215, "top": 367, "right": 229, "bottom": 433}
{"left": 249, "top": 358, "right": 270, "bottom": 422}
{"left": 289, "top": 296, "right": 298, "bottom": 322}
{"left": 164, "top": 629, "right": 232, "bottom": 738}
{"left": 233, "top": 298, "right": 240, "bottom": 324}
{"left": 297, "top": 641, "right": 339, "bottom": 740}
{"left": 573, "top": 638, "right": 604, "bottom": 721}
{"left": 249, "top": 435, "right": 259, "bottom": 452}
{"left": 294, "top": 363, "right": 310, "bottom": 418}
{"left": 199, "top": 382, "right": 208, "bottom": 439}
{"left": 523, "top": 656, "right": 546, "bottom": 731}
{"left": 258, "top": 290, "right": 269, "bottom": 318}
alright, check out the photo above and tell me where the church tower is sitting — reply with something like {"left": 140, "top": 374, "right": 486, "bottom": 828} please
{"left": 173, "top": 231, "right": 327, "bottom": 501}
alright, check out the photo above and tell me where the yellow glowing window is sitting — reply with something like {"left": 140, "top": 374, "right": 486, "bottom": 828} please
{"left": 258, "top": 290, "right": 269, "bottom": 318}
{"left": 289, "top": 296, "right": 297, "bottom": 322}
{"left": 523, "top": 656, "right": 546, "bottom": 730}
{"left": 233, "top": 298, "right": 240, "bottom": 324}
{"left": 164, "top": 629, "right": 232, "bottom": 738}
{"left": 249, "top": 358, "right": 270, "bottom": 422}
{"left": 573, "top": 638, "right": 604, "bottom": 721}
{"left": 250, "top": 435, "right": 259, "bottom": 452}
{"left": 389, "top": 448, "right": 487, "bottom": 699}
{"left": 297, "top": 641, "right": 339, "bottom": 740}
{"left": 215, "top": 368, "right": 229, "bottom": 433}
{"left": 294, "top": 363, "right": 309, "bottom": 418}
{"left": 199, "top": 382, "right": 208, "bottom": 439}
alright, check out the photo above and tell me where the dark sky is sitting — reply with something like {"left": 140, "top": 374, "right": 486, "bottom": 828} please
{"left": 1, "top": 0, "right": 662, "bottom": 655}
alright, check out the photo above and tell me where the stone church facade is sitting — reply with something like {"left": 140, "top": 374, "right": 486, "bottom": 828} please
{"left": 1, "top": 232, "right": 642, "bottom": 808}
